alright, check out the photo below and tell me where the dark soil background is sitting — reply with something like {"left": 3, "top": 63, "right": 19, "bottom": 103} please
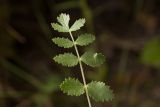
{"left": 0, "top": 0, "right": 160, "bottom": 107}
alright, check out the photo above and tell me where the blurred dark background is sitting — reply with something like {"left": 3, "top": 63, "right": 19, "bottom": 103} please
{"left": 0, "top": 0, "right": 160, "bottom": 107}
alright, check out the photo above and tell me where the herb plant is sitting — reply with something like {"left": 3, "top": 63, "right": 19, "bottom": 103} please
{"left": 51, "top": 13, "right": 114, "bottom": 107}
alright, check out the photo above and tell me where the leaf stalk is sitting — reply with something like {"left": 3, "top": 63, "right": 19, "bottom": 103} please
{"left": 69, "top": 31, "right": 92, "bottom": 107}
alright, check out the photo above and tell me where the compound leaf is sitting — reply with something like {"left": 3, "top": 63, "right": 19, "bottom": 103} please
{"left": 87, "top": 81, "right": 114, "bottom": 102}
{"left": 70, "top": 18, "right": 85, "bottom": 32}
{"left": 53, "top": 53, "right": 78, "bottom": 67}
{"left": 81, "top": 52, "right": 105, "bottom": 67}
{"left": 60, "top": 78, "right": 85, "bottom": 96}
{"left": 51, "top": 13, "right": 70, "bottom": 32}
{"left": 52, "top": 37, "right": 73, "bottom": 48}
{"left": 76, "top": 34, "right": 95, "bottom": 46}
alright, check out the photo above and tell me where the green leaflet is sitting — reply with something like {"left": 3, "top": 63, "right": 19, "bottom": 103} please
{"left": 52, "top": 37, "right": 73, "bottom": 48}
{"left": 53, "top": 53, "right": 78, "bottom": 67}
{"left": 87, "top": 81, "right": 114, "bottom": 102}
{"left": 60, "top": 78, "right": 85, "bottom": 96}
{"left": 81, "top": 51, "right": 105, "bottom": 67}
{"left": 57, "top": 13, "right": 70, "bottom": 29}
{"left": 51, "top": 23, "right": 69, "bottom": 32}
{"left": 69, "top": 18, "right": 85, "bottom": 32}
{"left": 51, "top": 13, "right": 85, "bottom": 32}
{"left": 51, "top": 13, "right": 70, "bottom": 32}
{"left": 76, "top": 34, "right": 95, "bottom": 46}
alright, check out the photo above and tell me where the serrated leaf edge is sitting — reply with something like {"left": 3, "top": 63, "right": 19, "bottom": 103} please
{"left": 57, "top": 13, "right": 70, "bottom": 29}
{"left": 52, "top": 37, "right": 73, "bottom": 48}
{"left": 75, "top": 33, "right": 95, "bottom": 46}
{"left": 51, "top": 23, "right": 69, "bottom": 32}
{"left": 87, "top": 81, "right": 114, "bottom": 102}
{"left": 81, "top": 52, "right": 106, "bottom": 67}
{"left": 57, "top": 13, "right": 69, "bottom": 26}
{"left": 53, "top": 53, "right": 78, "bottom": 67}
{"left": 60, "top": 77, "right": 85, "bottom": 96}
{"left": 69, "top": 18, "right": 85, "bottom": 32}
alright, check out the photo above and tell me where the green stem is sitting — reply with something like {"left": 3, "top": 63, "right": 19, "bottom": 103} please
{"left": 69, "top": 31, "right": 92, "bottom": 107}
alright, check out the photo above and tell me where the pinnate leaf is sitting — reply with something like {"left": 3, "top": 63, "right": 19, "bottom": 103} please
{"left": 70, "top": 18, "right": 85, "bottom": 32}
{"left": 60, "top": 78, "right": 85, "bottom": 96}
{"left": 87, "top": 81, "right": 114, "bottom": 102}
{"left": 76, "top": 34, "right": 95, "bottom": 46}
{"left": 53, "top": 53, "right": 78, "bottom": 67}
{"left": 81, "top": 52, "right": 105, "bottom": 67}
{"left": 52, "top": 37, "right": 73, "bottom": 48}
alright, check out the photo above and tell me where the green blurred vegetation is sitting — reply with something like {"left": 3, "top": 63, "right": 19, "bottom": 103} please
{"left": 141, "top": 37, "right": 160, "bottom": 69}
{"left": 0, "top": 0, "right": 160, "bottom": 107}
